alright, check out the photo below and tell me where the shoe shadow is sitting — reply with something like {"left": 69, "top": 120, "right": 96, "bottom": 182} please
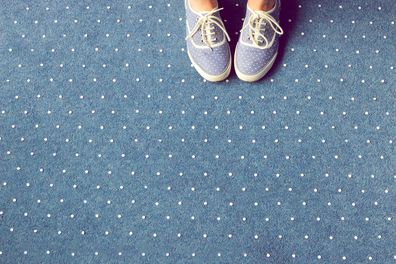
{"left": 219, "top": 1, "right": 245, "bottom": 52}
{"left": 219, "top": 1, "right": 245, "bottom": 78}
{"left": 219, "top": 0, "right": 299, "bottom": 81}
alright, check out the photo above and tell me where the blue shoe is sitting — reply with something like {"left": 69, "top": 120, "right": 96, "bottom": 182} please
{"left": 234, "top": 0, "right": 283, "bottom": 82}
{"left": 185, "top": 0, "right": 232, "bottom": 82}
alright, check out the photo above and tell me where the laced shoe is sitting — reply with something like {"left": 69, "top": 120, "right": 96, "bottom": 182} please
{"left": 234, "top": 0, "right": 284, "bottom": 82}
{"left": 185, "top": 0, "right": 232, "bottom": 82}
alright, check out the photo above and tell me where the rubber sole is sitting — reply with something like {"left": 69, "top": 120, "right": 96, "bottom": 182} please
{"left": 234, "top": 51, "right": 278, "bottom": 82}
{"left": 187, "top": 48, "right": 232, "bottom": 82}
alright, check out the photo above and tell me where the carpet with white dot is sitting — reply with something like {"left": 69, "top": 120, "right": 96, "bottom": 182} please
{"left": 0, "top": 0, "right": 395, "bottom": 263}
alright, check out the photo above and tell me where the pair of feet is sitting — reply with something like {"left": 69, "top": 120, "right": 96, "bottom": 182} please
{"left": 185, "top": 0, "right": 283, "bottom": 82}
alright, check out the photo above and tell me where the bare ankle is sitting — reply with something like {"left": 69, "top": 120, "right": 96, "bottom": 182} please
{"left": 247, "top": 0, "right": 275, "bottom": 11}
{"left": 189, "top": 0, "right": 218, "bottom": 12}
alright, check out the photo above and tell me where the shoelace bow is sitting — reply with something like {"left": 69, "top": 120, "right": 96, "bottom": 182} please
{"left": 242, "top": 10, "right": 283, "bottom": 49}
{"left": 186, "top": 7, "right": 231, "bottom": 49}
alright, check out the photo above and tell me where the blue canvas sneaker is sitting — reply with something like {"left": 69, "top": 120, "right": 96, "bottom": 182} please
{"left": 234, "top": 0, "right": 284, "bottom": 82}
{"left": 185, "top": 0, "right": 232, "bottom": 82}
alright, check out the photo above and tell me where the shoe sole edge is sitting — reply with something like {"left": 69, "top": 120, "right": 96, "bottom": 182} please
{"left": 234, "top": 51, "right": 278, "bottom": 82}
{"left": 187, "top": 48, "right": 232, "bottom": 82}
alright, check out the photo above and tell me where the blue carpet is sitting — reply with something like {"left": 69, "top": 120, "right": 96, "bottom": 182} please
{"left": 0, "top": 0, "right": 395, "bottom": 263}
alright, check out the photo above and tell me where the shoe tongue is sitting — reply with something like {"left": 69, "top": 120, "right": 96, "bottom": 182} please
{"left": 197, "top": 6, "right": 219, "bottom": 15}
{"left": 249, "top": 2, "right": 276, "bottom": 15}
{"left": 199, "top": 11, "right": 210, "bottom": 15}
{"left": 255, "top": 10, "right": 268, "bottom": 16}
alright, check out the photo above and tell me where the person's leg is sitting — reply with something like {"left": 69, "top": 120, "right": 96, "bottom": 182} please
{"left": 247, "top": 0, "right": 276, "bottom": 11}
{"left": 190, "top": 0, "right": 275, "bottom": 12}
{"left": 189, "top": 0, "right": 218, "bottom": 11}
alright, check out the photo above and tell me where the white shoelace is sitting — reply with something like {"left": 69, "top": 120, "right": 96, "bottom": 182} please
{"left": 242, "top": 10, "right": 283, "bottom": 49}
{"left": 186, "top": 8, "right": 231, "bottom": 49}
